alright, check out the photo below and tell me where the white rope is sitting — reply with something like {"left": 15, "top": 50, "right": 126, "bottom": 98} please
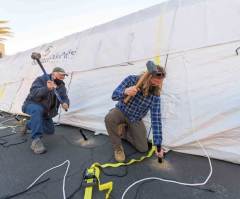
{"left": 121, "top": 140, "right": 212, "bottom": 199}
{"left": 26, "top": 160, "right": 70, "bottom": 199}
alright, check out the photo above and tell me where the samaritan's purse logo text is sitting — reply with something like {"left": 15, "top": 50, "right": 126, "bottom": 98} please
{"left": 32, "top": 45, "right": 77, "bottom": 65}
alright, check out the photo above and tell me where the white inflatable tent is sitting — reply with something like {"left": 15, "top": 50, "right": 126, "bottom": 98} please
{"left": 0, "top": 0, "right": 240, "bottom": 164}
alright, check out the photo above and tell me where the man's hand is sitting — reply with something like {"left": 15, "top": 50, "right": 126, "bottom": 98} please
{"left": 124, "top": 86, "right": 139, "bottom": 97}
{"left": 47, "top": 80, "right": 57, "bottom": 90}
{"left": 155, "top": 147, "right": 164, "bottom": 159}
{"left": 61, "top": 103, "right": 69, "bottom": 111}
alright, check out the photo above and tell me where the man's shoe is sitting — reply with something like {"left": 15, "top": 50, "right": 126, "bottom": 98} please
{"left": 114, "top": 145, "right": 125, "bottom": 162}
{"left": 31, "top": 138, "right": 46, "bottom": 154}
{"left": 20, "top": 119, "right": 28, "bottom": 136}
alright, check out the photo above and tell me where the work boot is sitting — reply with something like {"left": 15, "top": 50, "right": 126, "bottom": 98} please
{"left": 31, "top": 138, "right": 46, "bottom": 154}
{"left": 117, "top": 123, "right": 127, "bottom": 138}
{"left": 114, "top": 145, "right": 125, "bottom": 162}
{"left": 19, "top": 119, "right": 28, "bottom": 136}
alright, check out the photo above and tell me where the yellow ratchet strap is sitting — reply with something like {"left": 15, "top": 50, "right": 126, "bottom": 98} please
{"left": 83, "top": 145, "right": 156, "bottom": 199}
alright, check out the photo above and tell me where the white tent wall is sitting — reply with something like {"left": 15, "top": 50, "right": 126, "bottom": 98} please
{"left": 0, "top": 0, "right": 240, "bottom": 163}
{"left": 162, "top": 41, "right": 240, "bottom": 164}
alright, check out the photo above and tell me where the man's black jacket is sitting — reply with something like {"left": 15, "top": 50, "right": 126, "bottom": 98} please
{"left": 22, "top": 74, "right": 69, "bottom": 118}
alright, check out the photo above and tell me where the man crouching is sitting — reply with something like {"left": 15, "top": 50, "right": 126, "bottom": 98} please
{"left": 22, "top": 67, "right": 69, "bottom": 154}
{"left": 105, "top": 61, "right": 165, "bottom": 162}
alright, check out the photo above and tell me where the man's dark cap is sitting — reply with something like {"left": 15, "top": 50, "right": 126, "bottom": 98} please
{"left": 52, "top": 67, "right": 68, "bottom": 76}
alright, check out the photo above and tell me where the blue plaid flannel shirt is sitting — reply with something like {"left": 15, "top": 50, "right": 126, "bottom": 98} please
{"left": 112, "top": 75, "right": 162, "bottom": 146}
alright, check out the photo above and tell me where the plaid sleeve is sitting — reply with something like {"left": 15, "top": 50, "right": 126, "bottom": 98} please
{"left": 150, "top": 96, "right": 162, "bottom": 146}
{"left": 112, "top": 76, "right": 135, "bottom": 101}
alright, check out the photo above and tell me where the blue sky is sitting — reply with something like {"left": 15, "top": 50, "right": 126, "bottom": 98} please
{"left": 1, "top": 0, "right": 167, "bottom": 55}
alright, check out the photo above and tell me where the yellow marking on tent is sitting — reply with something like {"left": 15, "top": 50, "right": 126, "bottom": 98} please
{"left": 154, "top": 12, "right": 164, "bottom": 65}
{"left": 154, "top": 56, "right": 161, "bottom": 65}
{"left": 154, "top": 4, "right": 168, "bottom": 65}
